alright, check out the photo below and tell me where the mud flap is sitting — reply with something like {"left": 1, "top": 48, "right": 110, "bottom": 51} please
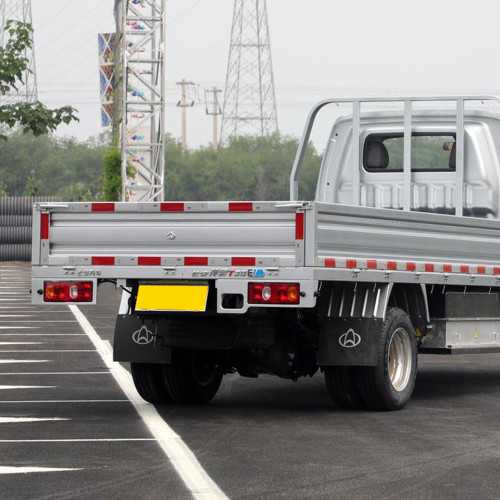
{"left": 318, "top": 318, "right": 383, "bottom": 366}
{"left": 113, "top": 315, "right": 171, "bottom": 364}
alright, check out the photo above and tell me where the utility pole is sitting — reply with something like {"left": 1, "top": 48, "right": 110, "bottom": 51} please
{"left": 176, "top": 79, "right": 195, "bottom": 153}
{"left": 205, "top": 87, "right": 222, "bottom": 149}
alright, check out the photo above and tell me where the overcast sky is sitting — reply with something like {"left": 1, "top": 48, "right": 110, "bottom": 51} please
{"left": 31, "top": 0, "right": 500, "bottom": 148}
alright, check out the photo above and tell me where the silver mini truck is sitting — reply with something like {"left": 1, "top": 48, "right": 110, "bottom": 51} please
{"left": 32, "top": 96, "right": 500, "bottom": 410}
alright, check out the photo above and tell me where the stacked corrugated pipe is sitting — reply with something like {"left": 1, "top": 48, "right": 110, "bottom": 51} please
{"left": 0, "top": 197, "right": 60, "bottom": 261}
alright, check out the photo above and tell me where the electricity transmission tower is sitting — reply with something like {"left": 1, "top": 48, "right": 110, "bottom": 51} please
{"left": 115, "top": 0, "right": 166, "bottom": 202}
{"left": 220, "top": 0, "right": 278, "bottom": 145}
{"left": 0, "top": 0, "right": 37, "bottom": 104}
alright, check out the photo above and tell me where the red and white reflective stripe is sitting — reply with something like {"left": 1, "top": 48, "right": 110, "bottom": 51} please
{"left": 69, "top": 201, "right": 296, "bottom": 213}
{"left": 92, "top": 203, "right": 115, "bottom": 212}
{"left": 91, "top": 256, "right": 115, "bottom": 266}
{"left": 138, "top": 256, "right": 162, "bottom": 266}
{"left": 318, "top": 258, "right": 500, "bottom": 276}
{"left": 295, "top": 212, "right": 304, "bottom": 240}
{"left": 229, "top": 202, "right": 253, "bottom": 212}
{"left": 68, "top": 255, "right": 281, "bottom": 267}
{"left": 40, "top": 213, "right": 50, "bottom": 240}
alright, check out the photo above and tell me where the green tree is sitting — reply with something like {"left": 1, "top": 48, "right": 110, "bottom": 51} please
{"left": 0, "top": 20, "right": 77, "bottom": 139}
{"left": 24, "top": 167, "right": 38, "bottom": 196}
{"left": 102, "top": 148, "right": 122, "bottom": 201}
{"left": 164, "top": 134, "right": 321, "bottom": 202}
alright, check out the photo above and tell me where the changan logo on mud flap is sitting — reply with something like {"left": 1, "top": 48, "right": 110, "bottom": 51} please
{"left": 338, "top": 328, "right": 361, "bottom": 348}
{"left": 132, "top": 325, "right": 155, "bottom": 345}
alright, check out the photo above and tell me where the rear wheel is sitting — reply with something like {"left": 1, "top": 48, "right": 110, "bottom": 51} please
{"left": 324, "top": 366, "right": 365, "bottom": 409}
{"left": 163, "top": 350, "right": 223, "bottom": 404}
{"left": 356, "top": 307, "right": 417, "bottom": 411}
{"left": 131, "top": 362, "right": 173, "bottom": 404}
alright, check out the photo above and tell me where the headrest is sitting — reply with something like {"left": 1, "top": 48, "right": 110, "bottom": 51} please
{"left": 365, "top": 140, "right": 389, "bottom": 169}
{"left": 449, "top": 142, "right": 456, "bottom": 169}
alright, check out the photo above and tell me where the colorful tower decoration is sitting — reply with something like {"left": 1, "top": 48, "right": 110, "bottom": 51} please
{"left": 115, "top": 0, "right": 166, "bottom": 202}
{"left": 0, "top": 0, "right": 38, "bottom": 104}
{"left": 220, "top": 0, "right": 278, "bottom": 145}
{"left": 98, "top": 33, "right": 116, "bottom": 127}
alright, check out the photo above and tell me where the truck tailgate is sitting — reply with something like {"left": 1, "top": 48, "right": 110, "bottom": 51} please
{"left": 32, "top": 201, "right": 303, "bottom": 275}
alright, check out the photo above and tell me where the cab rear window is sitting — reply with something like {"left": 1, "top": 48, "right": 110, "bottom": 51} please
{"left": 363, "top": 133, "right": 456, "bottom": 172}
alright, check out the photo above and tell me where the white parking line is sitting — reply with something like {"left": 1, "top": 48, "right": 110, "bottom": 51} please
{"left": 0, "top": 372, "right": 110, "bottom": 375}
{"left": 0, "top": 438, "right": 154, "bottom": 443}
{"left": 69, "top": 305, "right": 228, "bottom": 500}
{"left": 0, "top": 400, "right": 129, "bottom": 403}
{"left": 0, "top": 342, "right": 44, "bottom": 345}
{"left": 0, "top": 417, "right": 69, "bottom": 423}
{"left": 0, "top": 467, "right": 83, "bottom": 474}
{"left": 0, "top": 327, "right": 41, "bottom": 330}
{"left": 0, "top": 334, "right": 86, "bottom": 336}
{"left": 0, "top": 350, "right": 96, "bottom": 353}
{"left": 0, "top": 360, "right": 49, "bottom": 364}
{"left": 0, "top": 321, "right": 78, "bottom": 323}
{"left": 0, "top": 386, "right": 56, "bottom": 390}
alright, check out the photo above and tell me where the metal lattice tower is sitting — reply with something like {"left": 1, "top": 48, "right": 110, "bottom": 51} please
{"left": 115, "top": 0, "right": 165, "bottom": 202}
{"left": 220, "top": 0, "right": 278, "bottom": 144}
{"left": 0, "top": 0, "right": 37, "bottom": 104}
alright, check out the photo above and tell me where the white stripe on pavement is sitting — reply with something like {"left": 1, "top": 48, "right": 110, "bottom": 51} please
{"left": 69, "top": 304, "right": 228, "bottom": 500}
{"left": 0, "top": 360, "right": 49, "bottom": 364}
{"left": 0, "top": 467, "right": 83, "bottom": 474}
{"left": 0, "top": 386, "right": 56, "bottom": 390}
{"left": 0, "top": 417, "right": 69, "bottom": 423}
{"left": 0, "top": 438, "right": 154, "bottom": 442}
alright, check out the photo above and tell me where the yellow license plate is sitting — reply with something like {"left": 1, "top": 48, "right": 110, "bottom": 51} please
{"left": 135, "top": 285, "right": 209, "bottom": 312}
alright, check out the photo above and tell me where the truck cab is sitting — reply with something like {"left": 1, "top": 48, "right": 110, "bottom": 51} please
{"left": 317, "top": 110, "right": 500, "bottom": 217}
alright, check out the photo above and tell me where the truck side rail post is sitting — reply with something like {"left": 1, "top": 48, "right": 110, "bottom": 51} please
{"left": 289, "top": 96, "right": 500, "bottom": 215}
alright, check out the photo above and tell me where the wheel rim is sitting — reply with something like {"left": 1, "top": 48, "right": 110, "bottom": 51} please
{"left": 388, "top": 327, "right": 412, "bottom": 392}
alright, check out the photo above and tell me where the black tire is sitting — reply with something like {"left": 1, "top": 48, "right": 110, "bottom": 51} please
{"left": 162, "top": 350, "right": 223, "bottom": 404}
{"left": 324, "top": 366, "right": 366, "bottom": 410}
{"left": 131, "top": 362, "right": 173, "bottom": 404}
{"left": 356, "top": 307, "right": 418, "bottom": 411}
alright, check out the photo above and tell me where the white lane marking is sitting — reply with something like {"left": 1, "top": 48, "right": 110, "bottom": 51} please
{"left": 0, "top": 372, "right": 110, "bottom": 375}
{"left": 0, "top": 334, "right": 86, "bottom": 336}
{"left": 0, "top": 350, "right": 96, "bottom": 353}
{"left": 0, "top": 327, "right": 41, "bottom": 329}
{"left": 0, "top": 417, "right": 69, "bottom": 423}
{"left": 0, "top": 386, "right": 56, "bottom": 390}
{"left": 0, "top": 315, "right": 40, "bottom": 318}
{"left": 0, "top": 360, "right": 49, "bottom": 364}
{"left": 0, "top": 438, "right": 154, "bottom": 443}
{"left": 69, "top": 304, "right": 228, "bottom": 500}
{"left": 0, "top": 321, "right": 78, "bottom": 323}
{"left": 0, "top": 467, "right": 82, "bottom": 474}
{"left": 0, "top": 400, "right": 129, "bottom": 403}
{"left": 0, "top": 311, "right": 67, "bottom": 318}
{"left": 0, "top": 342, "right": 44, "bottom": 345}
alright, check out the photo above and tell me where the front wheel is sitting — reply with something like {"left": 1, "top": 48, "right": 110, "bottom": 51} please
{"left": 163, "top": 350, "right": 223, "bottom": 404}
{"left": 355, "top": 307, "right": 417, "bottom": 411}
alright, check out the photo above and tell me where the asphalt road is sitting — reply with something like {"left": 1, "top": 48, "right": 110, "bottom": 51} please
{"left": 1, "top": 262, "right": 500, "bottom": 499}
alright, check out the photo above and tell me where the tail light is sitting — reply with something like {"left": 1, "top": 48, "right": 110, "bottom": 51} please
{"left": 248, "top": 283, "right": 300, "bottom": 305}
{"left": 44, "top": 282, "right": 93, "bottom": 303}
